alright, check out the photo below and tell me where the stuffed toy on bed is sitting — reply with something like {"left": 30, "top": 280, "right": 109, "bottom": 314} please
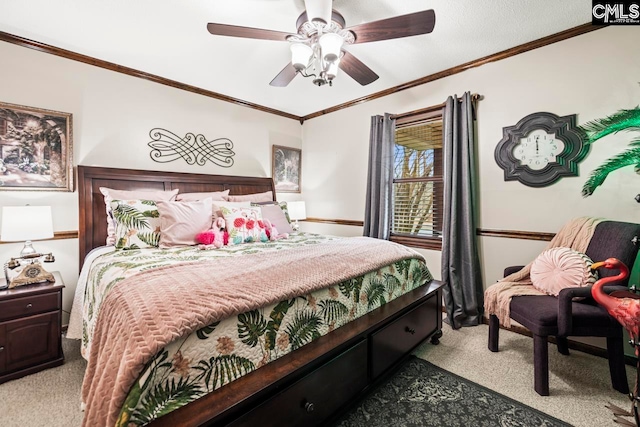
{"left": 196, "top": 217, "right": 229, "bottom": 249}
{"left": 264, "top": 219, "right": 288, "bottom": 241}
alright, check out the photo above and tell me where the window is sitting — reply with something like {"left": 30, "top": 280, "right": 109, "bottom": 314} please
{"left": 389, "top": 111, "right": 443, "bottom": 250}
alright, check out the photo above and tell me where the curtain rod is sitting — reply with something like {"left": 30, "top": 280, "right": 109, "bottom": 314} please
{"left": 390, "top": 93, "right": 482, "bottom": 120}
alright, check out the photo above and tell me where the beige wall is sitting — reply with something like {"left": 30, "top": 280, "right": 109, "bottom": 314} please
{"left": 0, "top": 41, "right": 301, "bottom": 323}
{"left": 301, "top": 26, "right": 640, "bottom": 287}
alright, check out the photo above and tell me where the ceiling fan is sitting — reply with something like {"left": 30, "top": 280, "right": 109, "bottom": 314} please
{"left": 207, "top": 0, "right": 435, "bottom": 87}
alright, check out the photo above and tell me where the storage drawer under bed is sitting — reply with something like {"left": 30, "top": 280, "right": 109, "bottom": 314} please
{"left": 226, "top": 339, "right": 368, "bottom": 427}
{"left": 370, "top": 292, "right": 439, "bottom": 379}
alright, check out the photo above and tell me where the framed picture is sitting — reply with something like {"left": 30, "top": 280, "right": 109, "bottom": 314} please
{"left": 0, "top": 101, "right": 73, "bottom": 191}
{"left": 272, "top": 145, "right": 301, "bottom": 193}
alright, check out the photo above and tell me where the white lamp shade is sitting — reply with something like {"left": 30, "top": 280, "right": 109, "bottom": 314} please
{"left": 325, "top": 59, "right": 340, "bottom": 80}
{"left": 290, "top": 43, "right": 313, "bottom": 71}
{"left": 304, "top": 0, "right": 332, "bottom": 25}
{"left": 319, "top": 32, "right": 343, "bottom": 63}
{"left": 1, "top": 206, "right": 54, "bottom": 242}
{"left": 287, "top": 201, "right": 307, "bottom": 221}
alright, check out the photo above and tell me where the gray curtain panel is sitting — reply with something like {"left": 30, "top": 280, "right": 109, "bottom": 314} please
{"left": 364, "top": 113, "right": 395, "bottom": 239}
{"left": 441, "top": 92, "right": 484, "bottom": 329}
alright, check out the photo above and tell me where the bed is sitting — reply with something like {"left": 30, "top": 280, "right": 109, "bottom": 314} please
{"left": 73, "top": 165, "right": 444, "bottom": 427}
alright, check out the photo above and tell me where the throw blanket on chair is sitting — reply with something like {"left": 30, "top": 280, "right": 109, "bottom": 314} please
{"left": 484, "top": 217, "right": 601, "bottom": 327}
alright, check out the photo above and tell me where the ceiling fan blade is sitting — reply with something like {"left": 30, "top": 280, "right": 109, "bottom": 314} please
{"left": 270, "top": 63, "right": 298, "bottom": 87}
{"left": 339, "top": 51, "right": 379, "bottom": 86}
{"left": 207, "top": 23, "right": 293, "bottom": 42}
{"left": 347, "top": 9, "right": 436, "bottom": 44}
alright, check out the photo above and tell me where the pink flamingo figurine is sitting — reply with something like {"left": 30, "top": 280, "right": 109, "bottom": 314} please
{"left": 591, "top": 258, "right": 640, "bottom": 427}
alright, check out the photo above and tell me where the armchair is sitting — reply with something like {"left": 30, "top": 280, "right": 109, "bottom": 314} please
{"left": 488, "top": 220, "right": 640, "bottom": 396}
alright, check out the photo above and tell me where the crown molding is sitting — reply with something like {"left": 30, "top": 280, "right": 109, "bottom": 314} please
{"left": 0, "top": 31, "right": 302, "bottom": 122}
{"left": 1, "top": 23, "right": 601, "bottom": 123}
{"left": 300, "top": 23, "right": 602, "bottom": 121}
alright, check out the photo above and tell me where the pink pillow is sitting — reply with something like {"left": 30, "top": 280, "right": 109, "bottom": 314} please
{"left": 176, "top": 190, "right": 229, "bottom": 202}
{"left": 156, "top": 198, "right": 214, "bottom": 248}
{"left": 226, "top": 191, "right": 273, "bottom": 202}
{"left": 530, "top": 247, "right": 598, "bottom": 296}
{"left": 260, "top": 204, "right": 293, "bottom": 234}
{"left": 100, "top": 187, "right": 179, "bottom": 246}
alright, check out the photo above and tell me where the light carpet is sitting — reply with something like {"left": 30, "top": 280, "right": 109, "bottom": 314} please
{"left": 0, "top": 325, "right": 635, "bottom": 426}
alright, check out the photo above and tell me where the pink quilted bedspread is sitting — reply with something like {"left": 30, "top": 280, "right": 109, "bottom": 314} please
{"left": 81, "top": 237, "right": 422, "bottom": 426}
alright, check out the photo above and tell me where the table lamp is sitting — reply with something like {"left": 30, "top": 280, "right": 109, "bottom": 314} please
{"left": 287, "top": 201, "right": 306, "bottom": 232}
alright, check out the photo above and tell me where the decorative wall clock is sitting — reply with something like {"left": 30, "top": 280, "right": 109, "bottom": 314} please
{"left": 494, "top": 112, "right": 588, "bottom": 187}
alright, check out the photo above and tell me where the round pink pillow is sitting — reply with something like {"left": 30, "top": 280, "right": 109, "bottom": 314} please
{"left": 530, "top": 247, "right": 598, "bottom": 296}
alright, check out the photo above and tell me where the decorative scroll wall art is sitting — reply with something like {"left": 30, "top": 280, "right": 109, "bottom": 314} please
{"left": 148, "top": 128, "right": 235, "bottom": 167}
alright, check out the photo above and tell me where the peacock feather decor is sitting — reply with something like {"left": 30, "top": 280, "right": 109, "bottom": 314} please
{"left": 578, "top": 106, "right": 640, "bottom": 197}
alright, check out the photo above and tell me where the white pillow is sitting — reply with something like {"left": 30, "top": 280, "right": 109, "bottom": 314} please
{"left": 110, "top": 199, "right": 161, "bottom": 250}
{"left": 530, "top": 247, "right": 598, "bottom": 296}
{"left": 212, "top": 201, "right": 251, "bottom": 219}
{"left": 223, "top": 207, "right": 267, "bottom": 245}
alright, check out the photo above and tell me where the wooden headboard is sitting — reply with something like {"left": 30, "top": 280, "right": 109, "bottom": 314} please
{"left": 77, "top": 165, "right": 276, "bottom": 267}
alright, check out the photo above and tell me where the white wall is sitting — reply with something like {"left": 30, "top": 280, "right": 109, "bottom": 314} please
{"left": 302, "top": 26, "right": 640, "bottom": 287}
{"left": 2, "top": 26, "right": 639, "bottom": 327}
{"left": 0, "top": 41, "right": 301, "bottom": 324}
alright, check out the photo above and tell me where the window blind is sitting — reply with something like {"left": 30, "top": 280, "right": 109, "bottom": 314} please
{"left": 391, "top": 118, "right": 443, "bottom": 239}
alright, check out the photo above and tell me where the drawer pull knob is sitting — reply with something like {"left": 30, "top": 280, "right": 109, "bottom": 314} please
{"left": 0, "top": 346, "right": 4, "bottom": 352}
{"left": 26, "top": 303, "right": 33, "bottom": 309}
{"left": 405, "top": 326, "right": 416, "bottom": 335}
{"left": 304, "top": 401, "right": 314, "bottom": 413}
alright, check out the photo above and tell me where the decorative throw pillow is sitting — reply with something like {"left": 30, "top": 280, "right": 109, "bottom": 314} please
{"left": 530, "top": 247, "right": 598, "bottom": 296}
{"left": 251, "top": 201, "right": 291, "bottom": 224}
{"left": 175, "top": 190, "right": 229, "bottom": 202}
{"left": 226, "top": 191, "right": 273, "bottom": 203}
{"left": 212, "top": 201, "right": 251, "bottom": 219}
{"left": 259, "top": 204, "right": 293, "bottom": 234}
{"left": 110, "top": 199, "right": 162, "bottom": 250}
{"left": 156, "top": 198, "right": 214, "bottom": 248}
{"left": 222, "top": 206, "right": 267, "bottom": 245}
{"left": 100, "top": 187, "right": 178, "bottom": 246}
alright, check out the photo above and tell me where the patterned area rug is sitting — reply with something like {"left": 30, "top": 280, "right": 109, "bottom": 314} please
{"left": 333, "top": 356, "right": 571, "bottom": 427}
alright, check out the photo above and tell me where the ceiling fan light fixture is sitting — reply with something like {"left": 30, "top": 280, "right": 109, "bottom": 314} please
{"left": 208, "top": 7, "right": 434, "bottom": 88}
{"left": 325, "top": 59, "right": 340, "bottom": 81}
{"left": 319, "top": 32, "right": 343, "bottom": 63}
{"left": 290, "top": 43, "right": 313, "bottom": 71}
{"left": 303, "top": 0, "right": 332, "bottom": 25}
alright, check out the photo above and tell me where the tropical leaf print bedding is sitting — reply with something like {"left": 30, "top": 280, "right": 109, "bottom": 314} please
{"left": 80, "top": 233, "right": 432, "bottom": 426}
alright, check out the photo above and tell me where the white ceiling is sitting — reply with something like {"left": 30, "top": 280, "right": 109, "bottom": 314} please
{"left": 1, "top": 0, "right": 591, "bottom": 117}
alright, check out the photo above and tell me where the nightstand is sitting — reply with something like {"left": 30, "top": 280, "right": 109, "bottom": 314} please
{"left": 0, "top": 271, "right": 64, "bottom": 384}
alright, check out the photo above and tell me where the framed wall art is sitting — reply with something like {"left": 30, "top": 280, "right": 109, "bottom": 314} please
{"left": 272, "top": 145, "right": 301, "bottom": 193}
{"left": 0, "top": 102, "right": 73, "bottom": 191}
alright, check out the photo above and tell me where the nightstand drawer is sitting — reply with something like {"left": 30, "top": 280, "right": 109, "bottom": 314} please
{"left": 0, "top": 292, "right": 60, "bottom": 321}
